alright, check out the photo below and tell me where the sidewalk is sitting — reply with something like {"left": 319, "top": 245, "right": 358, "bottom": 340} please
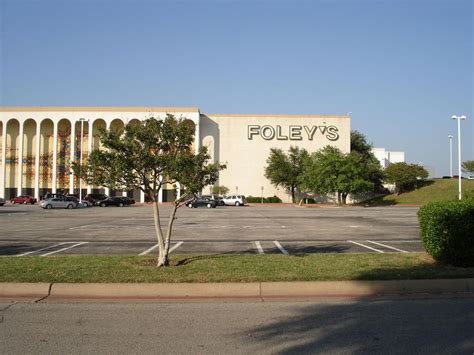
{"left": 1, "top": 279, "right": 473, "bottom": 301}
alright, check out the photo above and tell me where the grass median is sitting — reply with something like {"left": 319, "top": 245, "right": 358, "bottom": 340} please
{"left": 1, "top": 253, "right": 474, "bottom": 283}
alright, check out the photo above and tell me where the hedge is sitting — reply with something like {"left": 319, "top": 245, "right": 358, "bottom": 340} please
{"left": 246, "top": 195, "right": 282, "bottom": 203}
{"left": 418, "top": 199, "right": 474, "bottom": 267}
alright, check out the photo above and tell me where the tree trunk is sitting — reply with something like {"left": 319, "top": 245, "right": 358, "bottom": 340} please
{"left": 152, "top": 198, "right": 167, "bottom": 267}
{"left": 291, "top": 186, "right": 295, "bottom": 204}
{"left": 342, "top": 193, "right": 347, "bottom": 205}
{"left": 163, "top": 202, "right": 179, "bottom": 263}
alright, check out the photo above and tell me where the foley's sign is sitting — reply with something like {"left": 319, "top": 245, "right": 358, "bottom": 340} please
{"left": 247, "top": 125, "right": 339, "bottom": 141}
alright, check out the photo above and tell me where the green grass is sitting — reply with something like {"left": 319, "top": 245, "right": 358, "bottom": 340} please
{"left": 371, "top": 179, "right": 474, "bottom": 206}
{"left": 1, "top": 253, "right": 473, "bottom": 283}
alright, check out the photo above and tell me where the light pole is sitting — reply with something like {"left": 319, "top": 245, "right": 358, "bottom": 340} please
{"left": 451, "top": 115, "right": 466, "bottom": 200}
{"left": 78, "top": 118, "right": 89, "bottom": 204}
{"left": 448, "top": 135, "right": 453, "bottom": 177}
{"left": 261, "top": 186, "right": 264, "bottom": 204}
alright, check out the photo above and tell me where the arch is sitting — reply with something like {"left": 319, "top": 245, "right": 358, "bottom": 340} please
{"left": 202, "top": 135, "right": 215, "bottom": 163}
{"left": 22, "top": 119, "right": 37, "bottom": 195}
{"left": 72, "top": 119, "right": 90, "bottom": 194}
{"left": 6, "top": 119, "right": 20, "bottom": 199}
{"left": 56, "top": 119, "right": 72, "bottom": 192}
{"left": 92, "top": 119, "right": 106, "bottom": 151}
{"left": 110, "top": 118, "right": 124, "bottom": 134}
{"left": 39, "top": 119, "right": 54, "bottom": 197}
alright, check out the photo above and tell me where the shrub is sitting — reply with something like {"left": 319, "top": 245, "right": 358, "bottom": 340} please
{"left": 246, "top": 195, "right": 282, "bottom": 203}
{"left": 418, "top": 199, "right": 474, "bottom": 266}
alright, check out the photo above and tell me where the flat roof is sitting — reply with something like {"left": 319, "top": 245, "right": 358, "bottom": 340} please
{"left": 0, "top": 106, "right": 200, "bottom": 113}
{"left": 205, "top": 113, "right": 350, "bottom": 119}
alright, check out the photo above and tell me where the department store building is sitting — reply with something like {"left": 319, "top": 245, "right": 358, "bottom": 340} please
{"left": 0, "top": 107, "right": 350, "bottom": 202}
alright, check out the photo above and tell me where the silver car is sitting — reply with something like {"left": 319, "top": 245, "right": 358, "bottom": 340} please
{"left": 40, "top": 197, "right": 78, "bottom": 209}
{"left": 222, "top": 195, "right": 247, "bottom": 206}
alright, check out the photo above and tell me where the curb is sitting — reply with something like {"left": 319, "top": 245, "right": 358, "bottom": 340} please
{"left": 1, "top": 279, "right": 473, "bottom": 301}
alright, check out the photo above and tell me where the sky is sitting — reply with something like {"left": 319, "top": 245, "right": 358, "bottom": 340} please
{"left": 0, "top": 0, "right": 472, "bottom": 176}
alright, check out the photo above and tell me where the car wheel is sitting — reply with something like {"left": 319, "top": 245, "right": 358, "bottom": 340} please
{"left": 100, "top": 203, "right": 106, "bottom": 207}
{"left": 45, "top": 204, "right": 52, "bottom": 209}
{"left": 119, "top": 203, "right": 124, "bottom": 207}
{"left": 66, "top": 204, "right": 73, "bottom": 209}
{"left": 235, "top": 201, "right": 240, "bottom": 206}
{"left": 207, "top": 203, "right": 212, "bottom": 208}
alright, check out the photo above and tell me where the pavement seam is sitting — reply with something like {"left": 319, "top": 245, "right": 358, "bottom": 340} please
{"left": 35, "top": 283, "right": 53, "bottom": 303}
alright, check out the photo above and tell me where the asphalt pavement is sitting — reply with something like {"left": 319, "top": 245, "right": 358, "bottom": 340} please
{"left": 0, "top": 204, "right": 423, "bottom": 256}
{"left": 1, "top": 297, "right": 472, "bottom": 354}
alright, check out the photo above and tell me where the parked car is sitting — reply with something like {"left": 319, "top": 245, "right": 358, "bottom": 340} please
{"left": 84, "top": 193, "right": 108, "bottom": 206}
{"left": 188, "top": 196, "right": 217, "bottom": 208}
{"left": 11, "top": 195, "right": 37, "bottom": 204}
{"left": 200, "top": 194, "right": 225, "bottom": 206}
{"left": 222, "top": 195, "right": 247, "bottom": 206}
{"left": 0, "top": 197, "right": 4, "bottom": 206}
{"left": 468, "top": 176, "right": 474, "bottom": 180}
{"left": 119, "top": 196, "right": 135, "bottom": 205}
{"left": 40, "top": 197, "right": 78, "bottom": 209}
{"left": 98, "top": 196, "right": 134, "bottom": 207}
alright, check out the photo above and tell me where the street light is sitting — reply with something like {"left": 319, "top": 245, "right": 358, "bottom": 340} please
{"left": 78, "top": 118, "right": 89, "bottom": 204}
{"left": 451, "top": 115, "right": 466, "bottom": 200}
{"left": 448, "top": 135, "right": 453, "bottom": 177}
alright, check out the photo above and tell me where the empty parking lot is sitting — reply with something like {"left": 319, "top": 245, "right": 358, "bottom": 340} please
{"left": 0, "top": 204, "right": 423, "bottom": 256}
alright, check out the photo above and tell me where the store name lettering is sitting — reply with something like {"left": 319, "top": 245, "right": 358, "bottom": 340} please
{"left": 247, "top": 125, "right": 339, "bottom": 141}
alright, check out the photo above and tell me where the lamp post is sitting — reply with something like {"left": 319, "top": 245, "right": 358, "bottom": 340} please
{"left": 451, "top": 115, "right": 466, "bottom": 200}
{"left": 261, "top": 186, "right": 264, "bottom": 204}
{"left": 78, "top": 118, "right": 89, "bottom": 204}
{"left": 448, "top": 135, "right": 453, "bottom": 177}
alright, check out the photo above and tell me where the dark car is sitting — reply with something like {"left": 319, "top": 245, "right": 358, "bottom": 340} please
{"left": 188, "top": 196, "right": 217, "bottom": 209}
{"left": 98, "top": 196, "right": 133, "bottom": 207}
{"left": 84, "top": 193, "right": 108, "bottom": 206}
{"left": 199, "top": 195, "right": 225, "bottom": 206}
{"left": 119, "top": 196, "right": 135, "bottom": 205}
{"left": 11, "top": 195, "right": 37, "bottom": 204}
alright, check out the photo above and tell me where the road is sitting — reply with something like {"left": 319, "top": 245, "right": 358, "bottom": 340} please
{"left": 0, "top": 204, "right": 423, "bottom": 256}
{"left": 1, "top": 297, "right": 473, "bottom": 354}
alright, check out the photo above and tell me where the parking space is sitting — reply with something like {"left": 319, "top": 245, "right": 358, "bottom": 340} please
{"left": 0, "top": 204, "right": 424, "bottom": 256}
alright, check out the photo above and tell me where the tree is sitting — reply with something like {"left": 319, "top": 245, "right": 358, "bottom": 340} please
{"left": 73, "top": 115, "right": 225, "bottom": 267}
{"left": 351, "top": 130, "right": 384, "bottom": 192}
{"left": 383, "top": 162, "right": 428, "bottom": 194}
{"left": 211, "top": 185, "right": 229, "bottom": 196}
{"left": 300, "top": 146, "right": 374, "bottom": 205}
{"left": 264, "top": 146, "right": 308, "bottom": 203}
{"left": 462, "top": 160, "right": 474, "bottom": 174}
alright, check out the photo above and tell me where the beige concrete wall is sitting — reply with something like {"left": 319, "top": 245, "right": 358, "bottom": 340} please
{"left": 200, "top": 114, "right": 350, "bottom": 202}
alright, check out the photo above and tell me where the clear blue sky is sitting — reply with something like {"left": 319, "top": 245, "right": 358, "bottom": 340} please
{"left": 1, "top": 0, "right": 472, "bottom": 176}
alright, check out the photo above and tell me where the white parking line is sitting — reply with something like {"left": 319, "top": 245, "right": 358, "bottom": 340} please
{"left": 16, "top": 242, "right": 71, "bottom": 257}
{"left": 254, "top": 241, "right": 264, "bottom": 254}
{"left": 366, "top": 240, "right": 408, "bottom": 253}
{"left": 169, "top": 241, "right": 184, "bottom": 253}
{"left": 41, "top": 242, "right": 89, "bottom": 256}
{"left": 348, "top": 240, "right": 385, "bottom": 253}
{"left": 139, "top": 244, "right": 159, "bottom": 256}
{"left": 273, "top": 241, "right": 289, "bottom": 255}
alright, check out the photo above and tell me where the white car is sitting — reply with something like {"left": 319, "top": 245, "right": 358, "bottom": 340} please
{"left": 222, "top": 195, "right": 247, "bottom": 206}
{"left": 468, "top": 176, "right": 474, "bottom": 180}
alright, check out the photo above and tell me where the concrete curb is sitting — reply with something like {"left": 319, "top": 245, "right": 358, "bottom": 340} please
{"left": 0, "top": 283, "right": 51, "bottom": 300}
{"left": 0, "top": 279, "right": 473, "bottom": 301}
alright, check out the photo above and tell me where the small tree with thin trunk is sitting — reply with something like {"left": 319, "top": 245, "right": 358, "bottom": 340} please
{"left": 73, "top": 115, "right": 225, "bottom": 267}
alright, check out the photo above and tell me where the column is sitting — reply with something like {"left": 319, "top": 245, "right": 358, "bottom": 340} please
{"left": 34, "top": 121, "right": 41, "bottom": 200}
{"left": 194, "top": 123, "right": 200, "bottom": 151}
{"left": 16, "top": 121, "right": 24, "bottom": 196}
{"left": 69, "top": 120, "right": 76, "bottom": 194}
{"left": 158, "top": 187, "right": 162, "bottom": 203}
{"left": 0, "top": 122, "right": 7, "bottom": 199}
{"left": 52, "top": 121, "right": 58, "bottom": 193}
{"left": 140, "top": 189, "right": 145, "bottom": 203}
{"left": 104, "top": 120, "right": 110, "bottom": 196}
{"left": 86, "top": 119, "right": 94, "bottom": 194}
{"left": 176, "top": 182, "right": 181, "bottom": 200}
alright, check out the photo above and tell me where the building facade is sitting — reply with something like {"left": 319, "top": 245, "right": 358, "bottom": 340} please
{"left": 0, "top": 107, "right": 350, "bottom": 202}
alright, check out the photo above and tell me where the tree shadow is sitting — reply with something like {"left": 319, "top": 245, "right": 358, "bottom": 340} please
{"left": 242, "top": 261, "right": 474, "bottom": 353}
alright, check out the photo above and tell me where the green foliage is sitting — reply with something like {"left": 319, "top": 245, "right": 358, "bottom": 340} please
{"left": 211, "top": 185, "right": 229, "bottom": 196}
{"left": 418, "top": 200, "right": 474, "bottom": 267}
{"left": 462, "top": 160, "right": 474, "bottom": 174}
{"left": 350, "top": 130, "right": 384, "bottom": 191}
{"left": 300, "top": 146, "right": 374, "bottom": 204}
{"left": 264, "top": 146, "right": 308, "bottom": 203}
{"left": 246, "top": 195, "right": 282, "bottom": 203}
{"left": 384, "top": 162, "right": 429, "bottom": 194}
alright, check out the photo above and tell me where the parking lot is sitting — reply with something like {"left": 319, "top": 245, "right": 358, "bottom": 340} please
{"left": 0, "top": 204, "right": 423, "bottom": 256}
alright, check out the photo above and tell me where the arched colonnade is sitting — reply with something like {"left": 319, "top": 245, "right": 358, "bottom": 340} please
{"left": 0, "top": 116, "right": 198, "bottom": 202}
